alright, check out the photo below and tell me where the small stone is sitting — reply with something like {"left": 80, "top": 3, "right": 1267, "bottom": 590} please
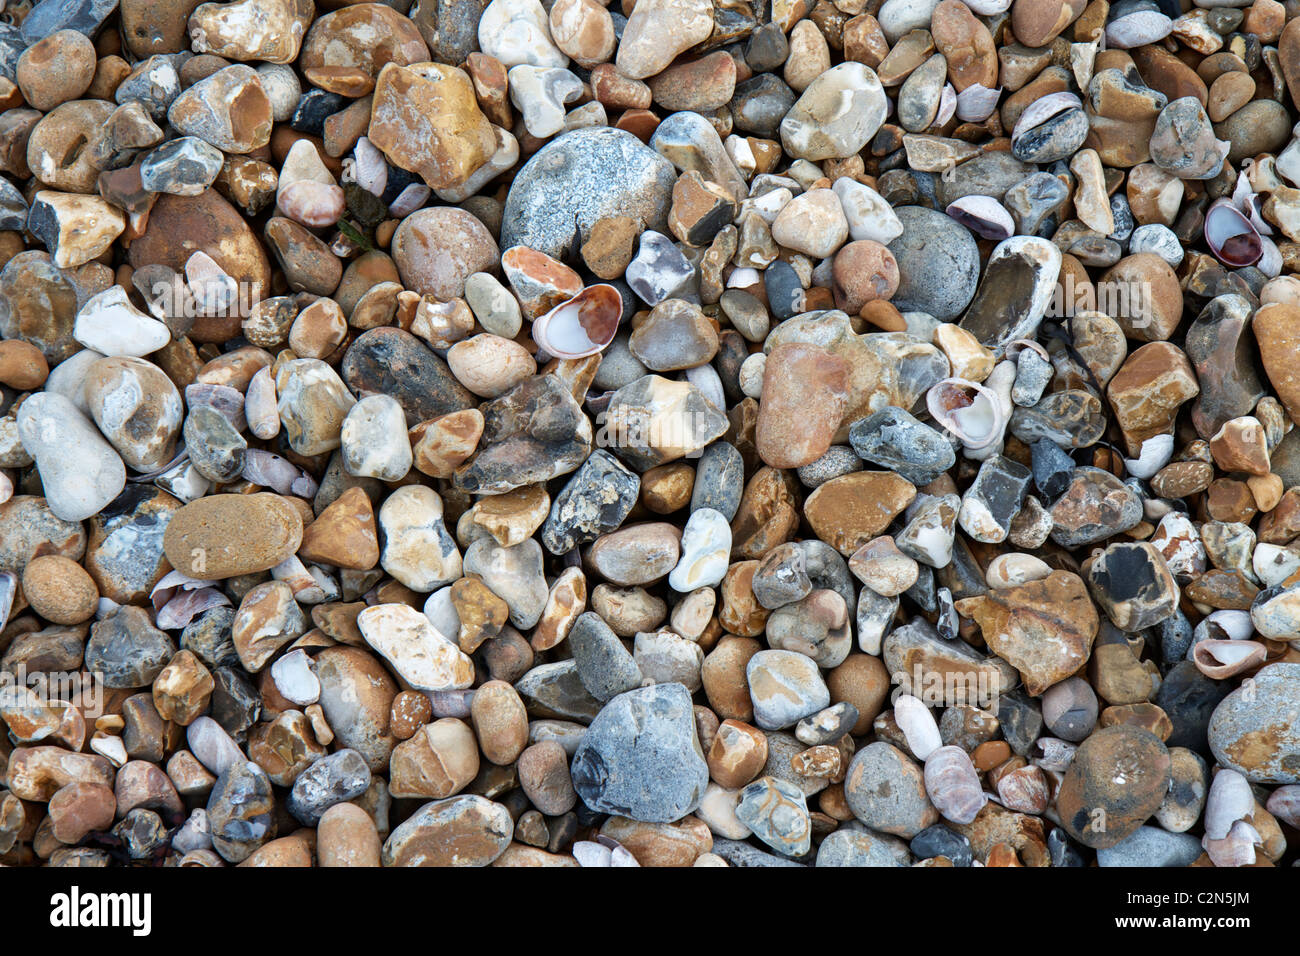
{"left": 746, "top": 650, "right": 831, "bottom": 730}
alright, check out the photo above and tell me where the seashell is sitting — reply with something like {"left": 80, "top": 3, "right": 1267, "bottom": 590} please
{"left": 1257, "top": 235, "right": 1282, "bottom": 278}
{"left": 926, "top": 377, "right": 1005, "bottom": 450}
{"left": 531, "top": 284, "right": 622, "bottom": 359}
{"left": 1204, "top": 767, "right": 1256, "bottom": 840}
{"left": 128, "top": 448, "right": 191, "bottom": 483}
{"left": 1003, "top": 338, "right": 1051, "bottom": 364}
{"left": 955, "top": 84, "right": 1001, "bottom": 122}
{"left": 428, "top": 689, "right": 475, "bottom": 719}
{"left": 1123, "top": 433, "right": 1174, "bottom": 480}
{"left": 1200, "top": 609, "right": 1254, "bottom": 642}
{"left": 1202, "top": 819, "right": 1261, "bottom": 868}
{"left": 243, "top": 448, "right": 317, "bottom": 496}
{"left": 596, "top": 834, "right": 640, "bottom": 866}
{"left": 351, "top": 136, "right": 387, "bottom": 198}
{"left": 155, "top": 587, "right": 231, "bottom": 630}
{"left": 894, "top": 694, "right": 942, "bottom": 760}
{"left": 995, "top": 764, "right": 1049, "bottom": 814}
{"left": 945, "top": 195, "right": 1014, "bottom": 240}
{"left": 1031, "top": 737, "right": 1077, "bottom": 773}
{"left": 272, "top": 555, "right": 327, "bottom": 604}
{"left": 1204, "top": 198, "right": 1262, "bottom": 268}
{"left": 932, "top": 84, "right": 957, "bottom": 129}
{"left": 0, "top": 571, "right": 15, "bottom": 632}
{"left": 572, "top": 840, "right": 612, "bottom": 867}
{"left": 307, "top": 565, "right": 340, "bottom": 603}
{"left": 1192, "top": 639, "right": 1266, "bottom": 680}
{"left": 1011, "top": 92, "right": 1083, "bottom": 142}
{"left": 389, "top": 183, "right": 431, "bottom": 219}
{"left": 924, "top": 745, "right": 987, "bottom": 824}
{"left": 1264, "top": 784, "right": 1300, "bottom": 829}
{"left": 1231, "top": 170, "right": 1271, "bottom": 236}
{"left": 0, "top": 470, "right": 10, "bottom": 505}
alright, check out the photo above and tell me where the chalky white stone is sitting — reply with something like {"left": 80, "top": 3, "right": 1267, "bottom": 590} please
{"left": 341, "top": 393, "right": 412, "bottom": 481}
{"left": 73, "top": 286, "right": 170, "bottom": 357}
{"left": 669, "top": 508, "right": 731, "bottom": 591}
{"left": 15, "top": 391, "right": 126, "bottom": 522}
{"left": 271, "top": 648, "right": 320, "bottom": 706}
{"left": 508, "top": 64, "right": 582, "bottom": 138}
{"left": 357, "top": 602, "right": 474, "bottom": 692}
{"left": 465, "top": 271, "right": 523, "bottom": 338}
{"left": 832, "top": 177, "right": 903, "bottom": 243}
{"left": 379, "top": 485, "right": 462, "bottom": 592}
{"left": 478, "top": 0, "right": 568, "bottom": 68}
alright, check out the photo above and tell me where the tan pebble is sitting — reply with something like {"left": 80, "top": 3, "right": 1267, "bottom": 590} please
{"left": 21, "top": 554, "right": 98, "bottom": 625}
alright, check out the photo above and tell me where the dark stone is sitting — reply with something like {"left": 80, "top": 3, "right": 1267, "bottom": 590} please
{"left": 910, "top": 824, "right": 973, "bottom": 866}
{"left": 341, "top": 326, "right": 474, "bottom": 426}
{"left": 1151, "top": 660, "right": 1231, "bottom": 754}
{"left": 540, "top": 450, "right": 640, "bottom": 554}
{"left": 848, "top": 406, "right": 956, "bottom": 486}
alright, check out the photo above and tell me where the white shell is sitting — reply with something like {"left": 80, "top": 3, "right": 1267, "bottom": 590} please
{"left": 1123, "top": 433, "right": 1175, "bottom": 479}
{"left": 1193, "top": 638, "right": 1266, "bottom": 679}
{"left": 955, "top": 84, "right": 1001, "bottom": 122}
{"left": 926, "top": 377, "right": 1005, "bottom": 450}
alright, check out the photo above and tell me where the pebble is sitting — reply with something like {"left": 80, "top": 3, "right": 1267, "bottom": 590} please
{"left": 571, "top": 683, "right": 708, "bottom": 822}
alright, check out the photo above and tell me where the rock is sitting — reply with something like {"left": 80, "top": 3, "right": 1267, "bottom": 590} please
{"left": 163, "top": 493, "right": 303, "bottom": 578}
{"left": 781, "top": 62, "right": 887, "bottom": 160}
{"left": 501, "top": 127, "right": 676, "bottom": 260}
{"left": 804, "top": 471, "right": 917, "bottom": 556}
{"left": 570, "top": 683, "right": 709, "bottom": 822}
{"left": 1055, "top": 726, "right": 1172, "bottom": 848}
{"left": 844, "top": 742, "right": 938, "bottom": 838}
{"left": 207, "top": 760, "right": 276, "bottom": 862}
{"left": 1208, "top": 663, "right": 1300, "bottom": 783}
{"left": 382, "top": 794, "right": 513, "bottom": 866}
{"left": 735, "top": 776, "right": 811, "bottom": 857}
{"left": 615, "top": 0, "right": 713, "bottom": 80}
{"left": 167, "top": 65, "right": 273, "bottom": 153}
{"left": 746, "top": 650, "right": 830, "bottom": 730}
{"left": 887, "top": 205, "right": 980, "bottom": 319}
{"left": 358, "top": 603, "right": 473, "bottom": 692}
{"left": 15, "top": 392, "right": 125, "bottom": 522}
{"left": 287, "top": 749, "right": 370, "bottom": 825}
{"left": 955, "top": 571, "right": 1098, "bottom": 695}
{"left": 1048, "top": 467, "right": 1143, "bottom": 548}
{"left": 1087, "top": 541, "right": 1180, "bottom": 631}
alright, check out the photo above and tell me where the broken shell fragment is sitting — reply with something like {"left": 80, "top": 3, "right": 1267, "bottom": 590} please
{"left": 926, "top": 378, "right": 1005, "bottom": 450}
{"left": 945, "top": 195, "right": 1014, "bottom": 240}
{"left": 531, "top": 284, "right": 622, "bottom": 359}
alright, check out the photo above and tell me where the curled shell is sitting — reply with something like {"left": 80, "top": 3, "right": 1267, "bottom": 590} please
{"left": 955, "top": 84, "right": 1002, "bottom": 122}
{"left": 894, "top": 694, "right": 942, "bottom": 760}
{"left": 532, "top": 284, "right": 622, "bottom": 359}
{"left": 1204, "top": 767, "right": 1255, "bottom": 840}
{"left": 155, "top": 587, "right": 231, "bottom": 630}
{"left": 1192, "top": 639, "right": 1266, "bottom": 680}
{"left": 1199, "top": 609, "right": 1254, "bottom": 641}
{"left": 933, "top": 84, "right": 957, "bottom": 129}
{"left": 1258, "top": 235, "right": 1282, "bottom": 278}
{"left": 945, "top": 195, "right": 1014, "bottom": 240}
{"left": 926, "top": 377, "right": 1005, "bottom": 450}
{"left": 924, "top": 744, "right": 987, "bottom": 824}
{"left": 1202, "top": 819, "right": 1262, "bottom": 868}
{"left": 1011, "top": 92, "right": 1083, "bottom": 141}
{"left": 1204, "top": 197, "right": 1262, "bottom": 268}
{"left": 995, "top": 764, "right": 1049, "bottom": 814}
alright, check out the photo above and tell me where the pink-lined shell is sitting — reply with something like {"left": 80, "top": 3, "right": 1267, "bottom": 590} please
{"left": 1202, "top": 819, "right": 1261, "bottom": 868}
{"left": 1192, "top": 639, "right": 1266, "bottom": 680}
{"left": 1205, "top": 197, "right": 1262, "bottom": 268}
{"left": 945, "top": 195, "right": 1014, "bottom": 240}
{"left": 532, "top": 284, "right": 622, "bottom": 359}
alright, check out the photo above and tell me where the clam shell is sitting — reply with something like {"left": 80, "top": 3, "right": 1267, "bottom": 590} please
{"left": 1011, "top": 92, "right": 1082, "bottom": 140}
{"left": 933, "top": 84, "right": 957, "bottom": 129}
{"left": 945, "top": 195, "right": 1014, "bottom": 240}
{"left": 894, "top": 694, "right": 942, "bottom": 760}
{"left": 955, "top": 84, "right": 1002, "bottom": 122}
{"left": 1201, "top": 609, "right": 1254, "bottom": 641}
{"left": 1192, "top": 638, "right": 1266, "bottom": 680}
{"left": 155, "top": 587, "right": 231, "bottom": 630}
{"left": 532, "top": 284, "right": 622, "bottom": 359}
{"left": 924, "top": 745, "right": 987, "bottom": 824}
{"left": 926, "top": 377, "right": 1005, "bottom": 449}
{"left": 1205, "top": 767, "right": 1255, "bottom": 840}
{"left": 1204, "top": 197, "right": 1262, "bottom": 268}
